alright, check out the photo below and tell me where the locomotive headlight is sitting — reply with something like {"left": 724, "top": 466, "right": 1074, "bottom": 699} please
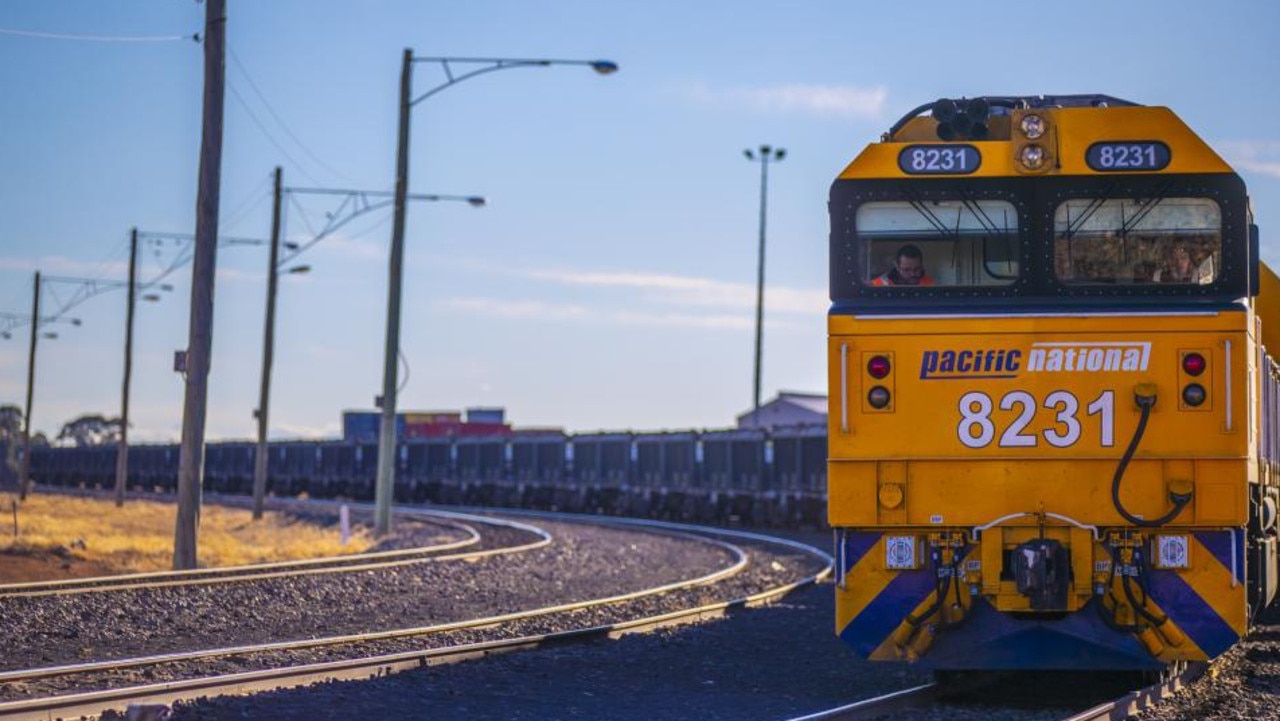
{"left": 1019, "top": 144, "right": 1046, "bottom": 169}
{"left": 885, "top": 535, "right": 919, "bottom": 570}
{"left": 1019, "top": 114, "right": 1046, "bottom": 139}
{"left": 1155, "top": 535, "right": 1191, "bottom": 569}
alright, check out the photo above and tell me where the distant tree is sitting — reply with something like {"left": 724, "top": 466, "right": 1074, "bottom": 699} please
{"left": 56, "top": 414, "right": 123, "bottom": 448}
{"left": 1, "top": 405, "right": 20, "bottom": 479}
{"left": 0, "top": 405, "right": 21, "bottom": 443}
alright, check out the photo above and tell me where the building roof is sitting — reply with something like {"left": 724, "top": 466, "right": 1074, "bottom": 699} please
{"left": 776, "top": 391, "right": 828, "bottom": 415}
{"left": 736, "top": 391, "right": 829, "bottom": 429}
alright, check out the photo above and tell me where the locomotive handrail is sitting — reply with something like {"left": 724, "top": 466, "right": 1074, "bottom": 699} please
{"left": 1226, "top": 339, "right": 1234, "bottom": 431}
{"left": 969, "top": 511, "right": 1100, "bottom": 542}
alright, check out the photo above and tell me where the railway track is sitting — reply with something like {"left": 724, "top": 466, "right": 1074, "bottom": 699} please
{"left": 1060, "top": 663, "right": 1205, "bottom": 721}
{"left": 783, "top": 663, "right": 1207, "bottom": 721}
{"left": 0, "top": 508, "right": 831, "bottom": 721}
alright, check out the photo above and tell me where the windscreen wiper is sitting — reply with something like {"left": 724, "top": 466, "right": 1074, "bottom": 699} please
{"left": 903, "top": 187, "right": 956, "bottom": 237}
{"left": 1061, "top": 181, "right": 1118, "bottom": 240}
{"left": 1119, "top": 181, "right": 1175, "bottom": 236}
{"left": 958, "top": 191, "right": 1005, "bottom": 236}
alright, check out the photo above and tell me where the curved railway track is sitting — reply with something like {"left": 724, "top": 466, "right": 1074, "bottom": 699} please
{"left": 0, "top": 506, "right": 831, "bottom": 721}
{"left": 781, "top": 663, "right": 1207, "bottom": 721}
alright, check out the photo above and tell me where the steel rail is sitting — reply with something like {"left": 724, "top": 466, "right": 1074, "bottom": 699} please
{"left": 1059, "top": 662, "right": 1206, "bottom": 721}
{"left": 0, "top": 517, "right": 484, "bottom": 598}
{"left": 781, "top": 661, "right": 1207, "bottom": 721}
{"left": 0, "top": 519, "right": 831, "bottom": 721}
{"left": 0, "top": 515, "right": 749, "bottom": 684}
{"left": 781, "top": 683, "right": 941, "bottom": 720}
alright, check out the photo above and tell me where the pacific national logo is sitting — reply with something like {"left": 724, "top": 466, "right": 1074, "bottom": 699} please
{"left": 920, "top": 349, "right": 1021, "bottom": 380}
{"left": 920, "top": 341, "right": 1151, "bottom": 380}
{"left": 1025, "top": 341, "right": 1151, "bottom": 373}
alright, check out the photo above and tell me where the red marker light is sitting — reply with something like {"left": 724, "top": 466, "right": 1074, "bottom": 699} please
{"left": 867, "top": 356, "right": 892, "bottom": 379}
{"left": 1182, "top": 352, "right": 1206, "bottom": 376}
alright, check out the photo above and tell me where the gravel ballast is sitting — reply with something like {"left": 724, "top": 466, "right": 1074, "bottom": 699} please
{"left": 162, "top": 581, "right": 932, "bottom": 721}
{"left": 28, "top": 510, "right": 1280, "bottom": 720}
{"left": 0, "top": 519, "right": 738, "bottom": 671}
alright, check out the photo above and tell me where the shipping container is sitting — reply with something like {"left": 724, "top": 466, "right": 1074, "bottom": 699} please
{"left": 342, "top": 410, "right": 405, "bottom": 443}
{"left": 465, "top": 407, "right": 506, "bottom": 424}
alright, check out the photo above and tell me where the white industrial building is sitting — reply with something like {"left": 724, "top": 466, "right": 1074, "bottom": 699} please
{"left": 736, "top": 391, "right": 828, "bottom": 429}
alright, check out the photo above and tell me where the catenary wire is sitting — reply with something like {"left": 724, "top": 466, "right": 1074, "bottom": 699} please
{"left": 227, "top": 82, "right": 322, "bottom": 186}
{"left": 221, "top": 172, "right": 274, "bottom": 231}
{"left": 228, "top": 48, "right": 359, "bottom": 185}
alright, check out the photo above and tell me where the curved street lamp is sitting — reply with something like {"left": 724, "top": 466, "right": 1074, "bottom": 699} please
{"left": 374, "top": 51, "right": 617, "bottom": 535}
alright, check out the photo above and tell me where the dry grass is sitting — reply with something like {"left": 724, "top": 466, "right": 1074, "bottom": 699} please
{"left": 0, "top": 492, "right": 372, "bottom": 581}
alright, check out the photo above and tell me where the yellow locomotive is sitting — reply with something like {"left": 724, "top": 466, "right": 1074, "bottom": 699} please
{"left": 828, "top": 95, "right": 1276, "bottom": 670}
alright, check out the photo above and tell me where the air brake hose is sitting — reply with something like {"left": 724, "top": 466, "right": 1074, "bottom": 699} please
{"left": 936, "top": 555, "right": 970, "bottom": 630}
{"left": 1112, "top": 392, "right": 1192, "bottom": 527}
{"left": 1094, "top": 593, "right": 1142, "bottom": 633}
{"left": 1122, "top": 572, "right": 1171, "bottom": 629}
{"left": 1095, "top": 545, "right": 1141, "bottom": 632}
{"left": 903, "top": 549, "right": 970, "bottom": 631}
{"left": 904, "top": 558, "right": 950, "bottom": 629}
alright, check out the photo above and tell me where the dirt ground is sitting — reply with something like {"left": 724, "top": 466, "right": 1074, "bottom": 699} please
{"left": 0, "top": 546, "right": 120, "bottom": 583}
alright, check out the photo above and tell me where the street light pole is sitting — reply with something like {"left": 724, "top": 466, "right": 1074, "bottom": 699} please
{"left": 252, "top": 167, "right": 284, "bottom": 520}
{"left": 373, "top": 50, "right": 617, "bottom": 536}
{"left": 114, "top": 229, "right": 139, "bottom": 507}
{"left": 744, "top": 145, "right": 785, "bottom": 427}
{"left": 19, "top": 271, "right": 40, "bottom": 501}
{"left": 373, "top": 48, "right": 415, "bottom": 537}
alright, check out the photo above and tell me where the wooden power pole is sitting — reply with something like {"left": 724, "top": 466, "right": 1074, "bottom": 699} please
{"left": 252, "top": 166, "right": 283, "bottom": 520}
{"left": 114, "top": 228, "right": 138, "bottom": 507}
{"left": 174, "top": 0, "right": 226, "bottom": 570}
{"left": 19, "top": 271, "right": 40, "bottom": 501}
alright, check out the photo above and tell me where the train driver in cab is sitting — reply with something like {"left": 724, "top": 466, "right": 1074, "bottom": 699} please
{"left": 1153, "top": 241, "right": 1213, "bottom": 284}
{"left": 872, "top": 244, "right": 934, "bottom": 286}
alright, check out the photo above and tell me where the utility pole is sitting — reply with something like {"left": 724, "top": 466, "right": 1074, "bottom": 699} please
{"left": 743, "top": 145, "right": 785, "bottom": 426}
{"left": 174, "top": 0, "right": 226, "bottom": 570}
{"left": 19, "top": 271, "right": 40, "bottom": 501}
{"left": 252, "top": 167, "right": 284, "bottom": 520}
{"left": 114, "top": 229, "right": 138, "bottom": 507}
{"left": 374, "top": 49, "right": 414, "bottom": 537}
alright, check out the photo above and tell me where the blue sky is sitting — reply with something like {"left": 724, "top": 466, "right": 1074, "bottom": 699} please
{"left": 2, "top": 1, "right": 1279, "bottom": 441}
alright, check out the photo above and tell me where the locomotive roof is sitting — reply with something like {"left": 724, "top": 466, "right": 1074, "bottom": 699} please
{"left": 838, "top": 98, "right": 1235, "bottom": 180}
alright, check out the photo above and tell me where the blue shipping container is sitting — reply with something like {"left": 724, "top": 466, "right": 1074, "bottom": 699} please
{"left": 343, "top": 411, "right": 405, "bottom": 443}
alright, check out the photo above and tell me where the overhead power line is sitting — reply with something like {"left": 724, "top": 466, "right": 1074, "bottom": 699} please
{"left": 0, "top": 26, "right": 196, "bottom": 43}
{"left": 227, "top": 83, "right": 321, "bottom": 185}
{"left": 228, "top": 48, "right": 358, "bottom": 184}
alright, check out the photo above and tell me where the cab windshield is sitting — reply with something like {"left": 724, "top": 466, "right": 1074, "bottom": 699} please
{"left": 856, "top": 200, "right": 1019, "bottom": 287}
{"left": 1052, "top": 197, "right": 1221, "bottom": 285}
